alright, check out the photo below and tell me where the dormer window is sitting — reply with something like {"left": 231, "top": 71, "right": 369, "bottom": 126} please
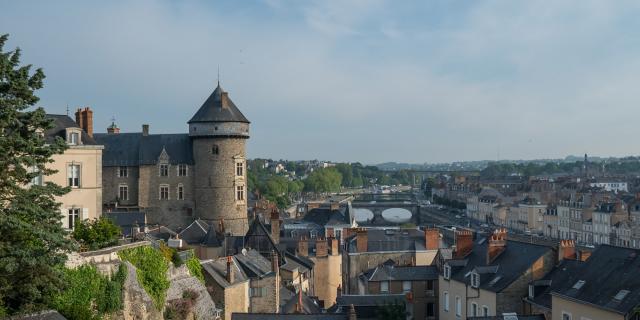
{"left": 471, "top": 272, "right": 480, "bottom": 288}
{"left": 444, "top": 264, "right": 451, "bottom": 280}
{"left": 66, "top": 128, "right": 82, "bottom": 145}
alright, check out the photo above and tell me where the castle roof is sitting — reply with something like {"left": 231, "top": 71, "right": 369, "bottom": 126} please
{"left": 188, "top": 84, "right": 249, "bottom": 124}
{"left": 93, "top": 133, "right": 194, "bottom": 166}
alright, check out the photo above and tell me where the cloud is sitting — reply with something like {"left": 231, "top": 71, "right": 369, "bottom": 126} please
{"left": 2, "top": 0, "right": 640, "bottom": 163}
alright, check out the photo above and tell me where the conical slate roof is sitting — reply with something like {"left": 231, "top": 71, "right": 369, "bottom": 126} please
{"left": 188, "top": 84, "right": 250, "bottom": 124}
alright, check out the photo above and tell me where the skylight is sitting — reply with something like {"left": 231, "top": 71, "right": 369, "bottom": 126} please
{"left": 572, "top": 280, "right": 585, "bottom": 290}
{"left": 488, "top": 275, "right": 503, "bottom": 287}
{"left": 614, "top": 290, "right": 630, "bottom": 301}
{"left": 477, "top": 238, "right": 486, "bottom": 244}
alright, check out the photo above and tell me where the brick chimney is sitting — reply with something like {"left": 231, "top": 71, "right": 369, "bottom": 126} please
{"left": 142, "top": 124, "right": 149, "bottom": 136}
{"left": 329, "top": 236, "right": 339, "bottom": 255}
{"left": 226, "top": 256, "right": 235, "bottom": 283}
{"left": 75, "top": 107, "right": 93, "bottom": 137}
{"left": 558, "top": 239, "right": 576, "bottom": 262}
{"left": 270, "top": 209, "right": 280, "bottom": 244}
{"left": 271, "top": 250, "right": 279, "bottom": 274}
{"left": 356, "top": 228, "right": 368, "bottom": 253}
{"left": 316, "top": 237, "right": 328, "bottom": 257}
{"left": 298, "top": 236, "right": 309, "bottom": 257}
{"left": 454, "top": 230, "right": 473, "bottom": 259}
{"left": 486, "top": 228, "right": 507, "bottom": 264}
{"left": 424, "top": 228, "right": 440, "bottom": 250}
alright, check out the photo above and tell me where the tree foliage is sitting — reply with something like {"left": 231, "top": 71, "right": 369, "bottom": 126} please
{"left": 304, "top": 167, "right": 342, "bottom": 193}
{"left": 0, "top": 34, "right": 73, "bottom": 315}
{"left": 118, "top": 246, "right": 170, "bottom": 309}
{"left": 72, "top": 217, "right": 121, "bottom": 250}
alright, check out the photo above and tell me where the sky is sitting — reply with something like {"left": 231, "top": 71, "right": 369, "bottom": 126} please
{"left": 2, "top": 0, "right": 640, "bottom": 164}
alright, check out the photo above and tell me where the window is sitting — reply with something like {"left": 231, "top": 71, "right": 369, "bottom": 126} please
{"left": 118, "top": 166, "right": 128, "bottom": 177}
{"left": 250, "top": 287, "right": 264, "bottom": 297}
{"left": 426, "top": 280, "right": 434, "bottom": 291}
{"left": 455, "top": 296, "right": 461, "bottom": 316}
{"left": 443, "top": 292, "right": 449, "bottom": 312}
{"left": 444, "top": 264, "right": 451, "bottom": 280}
{"left": 159, "top": 185, "right": 169, "bottom": 200}
{"left": 236, "top": 162, "right": 244, "bottom": 176}
{"left": 159, "top": 164, "right": 169, "bottom": 177}
{"left": 482, "top": 305, "right": 489, "bottom": 316}
{"left": 119, "top": 184, "right": 128, "bottom": 201}
{"left": 177, "top": 184, "right": 184, "bottom": 200}
{"left": 68, "top": 164, "right": 80, "bottom": 187}
{"left": 380, "top": 281, "right": 389, "bottom": 293}
{"left": 471, "top": 272, "right": 480, "bottom": 288}
{"left": 69, "top": 132, "right": 79, "bottom": 145}
{"left": 68, "top": 208, "right": 80, "bottom": 229}
{"left": 177, "top": 164, "right": 188, "bottom": 177}
{"left": 236, "top": 185, "right": 244, "bottom": 201}
{"left": 562, "top": 312, "right": 572, "bottom": 320}
{"left": 212, "top": 145, "right": 219, "bottom": 155}
{"left": 426, "top": 303, "right": 434, "bottom": 317}
{"left": 402, "top": 281, "right": 412, "bottom": 293}
{"left": 471, "top": 302, "right": 478, "bottom": 316}
{"left": 529, "top": 284, "right": 534, "bottom": 298}
{"left": 30, "top": 166, "right": 43, "bottom": 186}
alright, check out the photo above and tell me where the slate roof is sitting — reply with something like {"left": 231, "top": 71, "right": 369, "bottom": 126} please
{"left": 467, "top": 315, "right": 545, "bottom": 320}
{"left": 188, "top": 84, "right": 250, "bottom": 124}
{"left": 202, "top": 256, "right": 249, "bottom": 288}
{"left": 302, "top": 207, "right": 350, "bottom": 226}
{"left": 446, "top": 239, "right": 552, "bottom": 293}
{"left": 178, "top": 220, "right": 210, "bottom": 245}
{"left": 93, "top": 133, "right": 194, "bottom": 166}
{"left": 103, "top": 211, "right": 146, "bottom": 236}
{"left": 550, "top": 245, "right": 640, "bottom": 315}
{"left": 234, "top": 249, "right": 274, "bottom": 278}
{"left": 346, "top": 229, "right": 426, "bottom": 253}
{"left": 146, "top": 225, "right": 178, "bottom": 241}
{"left": 526, "top": 259, "right": 583, "bottom": 310}
{"left": 363, "top": 264, "right": 439, "bottom": 282}
{"left": 281, "top": 292, "right": 322, "bottom": 314}
{"left": 232, "top": 314, "right": 348, "bottom": 320}
{"left": 45, "top": 114, "right": 97, "bottom": 145}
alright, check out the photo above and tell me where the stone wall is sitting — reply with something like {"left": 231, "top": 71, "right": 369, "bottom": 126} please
{"left": 166, "top": 265, "right": 219, "bottom": 320}
{"left": 65, "top": 241, "right": 150, "bottom": 270}
{"left": 311, "top": 254, "right": 342, "bottom": 306}
{"left": 249, "top": 273, "right": 279, "bottom": 313}
{"left": 139, "top": 164, "right": 196, "bottom": 229}
{"left": 103, "top": 166, "right": 140, "bottom": 206}
{"left": 122, "top": 261, "right": 163, "bottom": 320}
{"left": 192, "top": 137, "right": 248, "bottom": 235}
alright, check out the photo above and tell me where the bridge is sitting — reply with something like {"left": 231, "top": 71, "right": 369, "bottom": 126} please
{"left": 351, "top": 193, "right": 422, "bottom": 226}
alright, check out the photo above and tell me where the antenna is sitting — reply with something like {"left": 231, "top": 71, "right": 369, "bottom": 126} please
{"left": 66, "top": 104, "right": 69, "bottom": 116}
{"left": 217, "top": 65, "right": 220, "bottom": 85}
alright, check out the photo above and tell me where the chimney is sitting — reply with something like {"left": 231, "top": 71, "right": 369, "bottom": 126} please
{"left": 424, "top": 228, "right": 440, "bottom": 250}
{"left": 270, "top": 209, "right": 280, "bottom": 244}
{"left": 296, "top": 285, "right": 303, "bottom": 313}
{"left": 348, "top": 304, "right": 357, "bottom": 320}
{"left": 218, "top": 219, "right": 225, "bottom": 234}
{"left": 486, "top": 228, "right": 507, "bottom": 264}
{"left": 558, "top": 239, "right": 577, "bottom": 262}
{"left": 298, "top": 236, "right": 309, "bottom": 257}
{"left": 226, "top": 256, "right": 235, "bottom": 283}
{"left": 329, "top": 236, "right": 339, "bottom": 255}
{"left": 316, "top": 237, "right": 328, "bottom": 257}
{"left": 75, "top": 107, "right": 94, "bottom": 137}
{"left": 142, "top": 124, "right": 149, "bottom": 136}
{"left": 336, "top": 284, "right": 342, "bottom": 298}
{"left": 271, "top": 250, "right": 279, "bottom": 274}
{"left": 454, "top": 230, "right": 473, "bottom": 259}
{"left": 330, "top": 202, "right": 340, "bottom": 211}
{"left": 356, "top": 228, "right": 368, "bottom": 253}
{"left": 107, "top": 122, "right": 120, "bottom": 134}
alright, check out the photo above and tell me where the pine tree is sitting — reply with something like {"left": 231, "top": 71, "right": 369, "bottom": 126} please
{"left": 0, "top": 34, "right": 73, "bottom": 315}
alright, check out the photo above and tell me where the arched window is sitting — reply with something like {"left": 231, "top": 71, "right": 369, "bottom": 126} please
{"left": 212, "top": 145, "right": 219, "bottom": 155}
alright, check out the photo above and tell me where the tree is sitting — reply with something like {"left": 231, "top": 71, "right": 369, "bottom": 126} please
{"left": 0, "top": 34, "right": 72, "bottom": 315}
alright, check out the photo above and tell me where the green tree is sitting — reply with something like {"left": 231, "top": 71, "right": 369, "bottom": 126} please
{"left": 72, "top": 217, "right": 121, "bottom": 250}
{"left": 304, "top": 167, "right": 342, "bottom": 193}
{"left": 0, "top": 34, "right": 73, "bottom": 315}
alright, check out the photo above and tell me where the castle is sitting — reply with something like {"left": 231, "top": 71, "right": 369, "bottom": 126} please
{"left": 92, "top": 83, "right": 250, "bottom": 235}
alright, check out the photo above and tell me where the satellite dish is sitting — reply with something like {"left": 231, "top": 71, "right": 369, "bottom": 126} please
{"left": 241, "top": 248, "right": 248, "bottom": 256}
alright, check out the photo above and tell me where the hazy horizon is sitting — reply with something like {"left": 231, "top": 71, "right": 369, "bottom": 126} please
{"left": 2, "top": 1, "right": 640, "bottom": 163}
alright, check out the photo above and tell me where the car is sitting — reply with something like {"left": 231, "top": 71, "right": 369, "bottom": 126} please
{"left": 480, "top": 223, "right": 489, "bottom": 228}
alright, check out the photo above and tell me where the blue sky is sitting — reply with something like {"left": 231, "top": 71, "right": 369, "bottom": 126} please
{"left": 2, "top": 0, "right": 640, "bottom": 163}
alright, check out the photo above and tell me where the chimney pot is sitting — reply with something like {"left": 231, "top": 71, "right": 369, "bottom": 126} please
{"left": 226, "top": 256, "right": 235, "bottom": 283}
{"left": 455, "top": 230, "right": 473, "bottom": 259}
{"left": 558, "top": 239, "right": 577, "bottom": 262}
{"left": 356, "top": 228, "right": 368, "bottom": 253}
{"left": 316, "top": 237, "right": 328, "bottom": 257}
{"left": 142, "top": 124, "right": 149, "bottom": 136}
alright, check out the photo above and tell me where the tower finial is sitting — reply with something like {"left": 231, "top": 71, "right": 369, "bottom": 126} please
{"left": 217, "top": 65, "right": 220, "bottom": 86}
{"left": 66, "top": 104, "right": 69, "bottom": 116}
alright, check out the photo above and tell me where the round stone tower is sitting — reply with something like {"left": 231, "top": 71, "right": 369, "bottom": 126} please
{"left": 188, "top": 83, "right": 250, "bottom": 236}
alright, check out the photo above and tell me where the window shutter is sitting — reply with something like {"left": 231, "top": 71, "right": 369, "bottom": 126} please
{"left": 60, "top": 208, "right": 68, "bottom": 228}
{"left": 81, "top": 208, "right": 89, "bottom": 221}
